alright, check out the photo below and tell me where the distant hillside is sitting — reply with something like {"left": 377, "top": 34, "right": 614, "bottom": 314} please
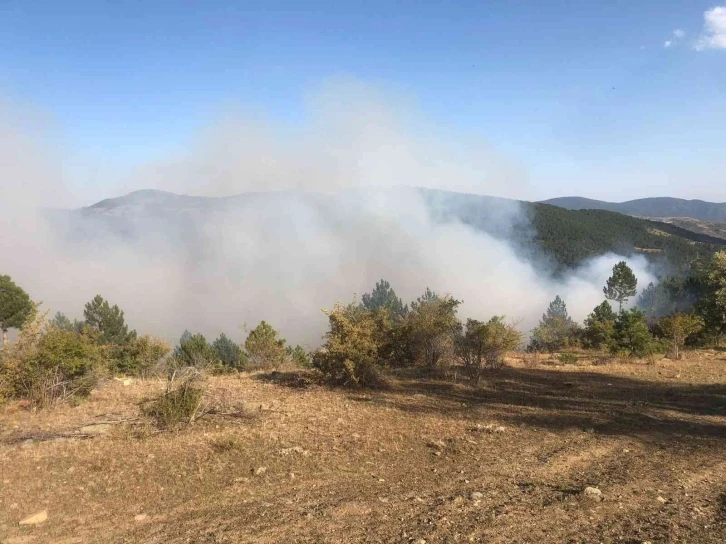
{"left": 542, "top": 196, "right": 726, "bottom": 223}
{"left": 48, "top": 188, "right": 726, "bottom": 274}
{"left": 646, "top": 217, "right": 726, "bottom": 242}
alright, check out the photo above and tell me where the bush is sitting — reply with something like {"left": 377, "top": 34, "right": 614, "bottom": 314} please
{"left": 172, "top": 331, "right": 223, "bottom": 372}
{"left": 111, "top": 335, "right": 171, "bottom": 376}
{"left": 5, "top": 307, "right": 105, "bottom": 407}
{"left": 312, "top": 303, "right": 385, "bottom": 387}
{"left": 456, "top": 317, "right": 522, "bottom": 383}
{"left": 244, "top": 321, "right": 287, "bottom": 370}
{"left": 288, "top": 344, "right": 311, "bottom": 367}
{"left": 557, "top": 353, "right": 578, "bottom": 365}
{"left": 406, "top": 289, "right": 461, "bottom": 369}
{"left": 610, "top": 309, "right": 659, "bottom": 357}
{"left": 212, "top": 333, "right": 247, "bottom": 371}
{"left": 657, "top": 313, "right": 705, "bottom": 360}
{"left": 143, "top": 368, "right": 205, "bottom": 428}
{"left": 529, "top": 296, "right": 581, "bottom": 352}
{"left": 582, "top": 301, "right": 617, "bottom": 350}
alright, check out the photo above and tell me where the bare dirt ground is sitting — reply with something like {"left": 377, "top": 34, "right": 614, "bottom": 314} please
{"left": 1, "top": 352, "right": 725, "bottom": 544}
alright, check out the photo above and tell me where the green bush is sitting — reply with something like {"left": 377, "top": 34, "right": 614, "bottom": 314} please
{"left": 557, "top": 353, "right": 578, "bottom": 365}
{"left": 244, "top": 321, "right": 287, "bottom": 370}
{"left": 529, "top": 296, "right": 581, "bottom": 352}
{"left": 455, "top": 316, "right": 522, "bottom": 383}
{"left": 212, "top": 333, "right": 247, "bottom": 371}
{"left": 172, "top": 331, "right": 223, "bottom": 372}
{"left": 111, "top": 335, "right": 171, "bottom": 376}
{"left": 610, "top": 309, "right": 659, "bottom": 357}
{"left": 144, "top": 369, "right": 205, "bottom": 428}
{"left": 288, "top": 344, "right": 311, "bottom": 367}
{"left": 6, "top": 308, "right": 105, "bottom": 407}
{"left": 312, "top": 303, "right": 385, "bottom": 387}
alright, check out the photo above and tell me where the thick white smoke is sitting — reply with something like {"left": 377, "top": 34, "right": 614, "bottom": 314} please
{"left": 0, "top": 85, "right": 655, "bottom": 347}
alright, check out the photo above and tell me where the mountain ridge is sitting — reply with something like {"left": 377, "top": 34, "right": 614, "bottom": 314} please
{"left": 541, "top": 196, "right": 726, "bottom": 223}
{"left": 48, "top": 187, "right": 726, "bottom": 274}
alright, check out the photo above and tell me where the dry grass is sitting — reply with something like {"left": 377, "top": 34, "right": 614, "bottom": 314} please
{"left": 1, "top": 352, "right": 725, "bottom": 543}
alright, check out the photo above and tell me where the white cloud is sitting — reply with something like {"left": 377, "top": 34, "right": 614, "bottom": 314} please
{"left": 695, "top": 6, "right": 726, "bottom": 50}
{"left": 663, "top": 29, "right": 685, "bottom": 48}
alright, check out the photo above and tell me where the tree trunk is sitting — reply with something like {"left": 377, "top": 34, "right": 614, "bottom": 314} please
{"left": 2, "top": 329, "right": 7, "bottom": 347}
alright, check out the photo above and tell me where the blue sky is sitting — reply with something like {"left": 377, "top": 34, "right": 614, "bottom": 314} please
{"left": 1, "top": 0, "right": 725, "bottom": 202}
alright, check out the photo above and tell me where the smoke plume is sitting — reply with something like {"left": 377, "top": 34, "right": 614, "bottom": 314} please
{"left": 0, "top": 84, "right": 654, "bottom": 346}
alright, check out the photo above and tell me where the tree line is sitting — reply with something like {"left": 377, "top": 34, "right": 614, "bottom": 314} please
{"left": 2, "top": 249, "right": 725, "bottom": 402}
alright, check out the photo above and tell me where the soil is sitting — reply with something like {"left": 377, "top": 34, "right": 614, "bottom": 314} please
{"left": 1, "top": 352, "right": 725, "bottom": 543}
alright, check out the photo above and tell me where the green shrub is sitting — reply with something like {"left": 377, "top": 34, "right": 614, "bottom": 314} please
{"left": 288, "top": 344, "right": 311, "bottom": 367}
{"left": 455, "top": 316, "right": 522, "bottom": 383}
{"left": 657, "top": 313, "right": 705, "bottom": 360}
{"left": 610, "top": 309, "right": 655, "bottom": 357}
{"left": 582, "top": 301, "right": 617, "bottom": 350}
{"left": 212, "top": 333, "right": 247, "bottom": 371}
{"left": 144, "top": 369, "right": 205, "bottom": 428}
{"left": 6, "top": 307, "right": 105, "bottom": 407}
{"left": 312, "top": 303, "right": 385, "bottom": 387}
{"left": 529, "top": 296, "right": 581, "bottom": 352}
{"left": 406, "top": 289, "right": 461, "bottom": 368}
{"left": 111, "top": 335, "right": 171, "bottom": 376}
{"left": 172, "top": 331, "right": 223, "bottom": 372}
{"left": 557, "top": 353, "right": 578, "bottom": 365}
{"left": 244, "top": 321, "right": 287, "bottom": 370}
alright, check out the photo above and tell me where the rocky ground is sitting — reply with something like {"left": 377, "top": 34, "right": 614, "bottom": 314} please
{"left": 1, "top": 352, "right": 725, "bottom": 543}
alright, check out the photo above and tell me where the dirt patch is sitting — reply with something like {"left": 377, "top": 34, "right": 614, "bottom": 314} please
{"left": 1, "top": 355, "right": 725, "bottom": 543}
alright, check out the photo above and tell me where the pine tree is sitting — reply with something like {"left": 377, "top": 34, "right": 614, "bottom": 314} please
{"left": 83, "top": 295, "right": 136, "bottom": 345}
{"left": 604, "top": 261, "right": 638, "bottom": 311}
{"left": 0, "top": 275, "right": 33, "bottom": 346}
{"left": 361, "top": 279, "right": 408, "bottom": 320}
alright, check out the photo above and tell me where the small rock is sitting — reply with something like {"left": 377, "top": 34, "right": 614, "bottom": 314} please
{"left": 470, "top": 491, "right": 484, "bottom": 500}
{"left": 494, "top": 426, "right": 506, "bottom": 433}
{"left": 279, "top": 446, "right": 308, "bottom": 456}
{"left": 255, "top": 466, "right": 268, "bottom": 476}
{"left": 427, "top": 439, "right": 446, "bottom": 449}
{"left": 378, "top": 497, "right": 389, "bottom": 503}
{"left": 19, "top": 510, "right": 48, "bottom": 525}
{"left": 583, "top": 486, "right": 603, "bottom": 501}
{"left": 20, "top": 439, "right": 35, "bottom": 449}
{"left": 123, "top": 378, "right": 133, "bottom": 386}
{"left": 416, "top": 539, "right": 427, "bottom": 544}
{"left": 134, "top": 513, "right": 148, "bottom": 522}
{"left": 656, "top": 496, "right": 667, "bottom": 504}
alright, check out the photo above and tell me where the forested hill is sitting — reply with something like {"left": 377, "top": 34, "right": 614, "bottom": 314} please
{"left": 416, "top": 188, "right": 725, "bottom": 271}
{"left": 50, "top": 188, "right": 726, "bottom": 273}
{"left": 541, "top": 196, "right": 726, "bottom": 223}
{"left": 524, "top": 204, "right": 725, "bottom": 271}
